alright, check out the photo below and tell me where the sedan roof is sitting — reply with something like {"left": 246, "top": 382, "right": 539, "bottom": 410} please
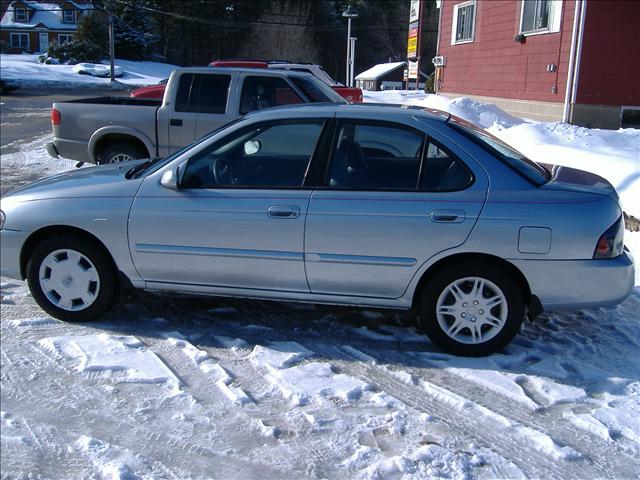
{"left": 243, "top": 102, "right": 451, "bottom": 123}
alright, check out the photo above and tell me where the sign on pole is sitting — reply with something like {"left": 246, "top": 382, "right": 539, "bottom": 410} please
{"left": 408, "top": 60, "right": 419, "bottom": 80}
{"left": 407, "top": 0, "right": 423, "bottom": 88}
{"left": 409, "top": 0, "right": 420, "bottom": 23}
{"left": 407, "top": 21, "right": 419, "bottom": 59}
{"left": 407, "top": 0, "right": 421, "bottom": 60}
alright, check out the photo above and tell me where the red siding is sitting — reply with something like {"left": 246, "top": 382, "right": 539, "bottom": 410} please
{"left": 438, "top": 0, "right": 577, "bottom": 103}
{"left": 575, "top": 1, "right": 640, "bottom": 106}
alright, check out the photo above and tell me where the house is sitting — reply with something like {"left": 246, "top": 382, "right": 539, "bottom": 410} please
{"left": 355, "top": 62, "right": 406, "bottom": 91}
{"left": 0, "top": 0, "right": 93, "bottom": 54}
{"left": 434, "top": 0, "right": 640, "bottom": 128}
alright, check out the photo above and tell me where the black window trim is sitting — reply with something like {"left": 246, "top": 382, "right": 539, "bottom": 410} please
{"left": 178, "top": 117, "right": 330, "bottom": 191}
{"left": 316, "top": 118, "right": 475, "bottom": 193}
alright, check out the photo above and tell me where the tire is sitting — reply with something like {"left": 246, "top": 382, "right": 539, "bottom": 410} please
{"left": 26, "top": 235, "right": 119, "bottom": 322}
{"left": 418, "top": 262, "right": 525, "bottom": 356}
{"left": 99, "top": 142, "right": 147, "bottom": 165}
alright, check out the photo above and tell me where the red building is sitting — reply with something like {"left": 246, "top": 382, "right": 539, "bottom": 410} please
{"left": 433, "top": 0, "right": 640, "bottom": 128}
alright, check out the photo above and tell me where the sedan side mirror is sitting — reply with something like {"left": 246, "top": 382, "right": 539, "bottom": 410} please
{"left": 160, "top": 165, "right": 180, "bottom": 190}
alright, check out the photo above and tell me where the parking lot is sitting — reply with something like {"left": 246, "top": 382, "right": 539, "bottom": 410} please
{"left": 1, "top": 89, "right": 639, "bottom": 479}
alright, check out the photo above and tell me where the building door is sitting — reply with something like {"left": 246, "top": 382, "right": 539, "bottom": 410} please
{"left": 39, "top": 33, "right": 49, "bottom": 53}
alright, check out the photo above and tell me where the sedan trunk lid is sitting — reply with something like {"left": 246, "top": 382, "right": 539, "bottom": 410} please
{"left": 540, "top": 164, "right": 619, "bottom": 203}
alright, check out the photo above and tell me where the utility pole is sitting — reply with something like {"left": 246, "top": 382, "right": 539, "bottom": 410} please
{"left": 342, "top": 5, "right": 359, "bottom": 87}
{"left": 107, "top": 1, "right": 115, "bottom": 83}
{"left": 349, "top": 37, "right": 357, "bottom": 88}
{"left": 415, "top": 0, "right": 423, "bottom": 90}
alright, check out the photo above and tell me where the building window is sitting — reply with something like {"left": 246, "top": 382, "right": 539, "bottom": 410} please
{"left": 10, "top": 33, "right": 30, "bottom": 49}
{"left": 62, "top": 9, "right": 76, "bottom": 24}
{"left": 58, "top": 34, "right": 73, "bottom": 44}
{"left": 14, "top": 7, "right": 28, "bottom": 22}
{"left": 451, "top": 1, "right": 476, "bottom": 44}
{"left": 520, "top": 0, "right": 562, "bottom": 34}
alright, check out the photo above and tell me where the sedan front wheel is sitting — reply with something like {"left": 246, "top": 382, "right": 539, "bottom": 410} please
{"left": 419, "top": 262, "right": 524, "bottom": 356}
{"left": 26, "top": 236, "right": 118, "bottom": 322}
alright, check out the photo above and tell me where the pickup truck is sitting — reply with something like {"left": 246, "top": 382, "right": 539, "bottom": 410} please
{"left": 47, "top": 67, "right": 346, "bottom": 165}
{"left": 130, "top": 61, "right": 364, "bottom": 103}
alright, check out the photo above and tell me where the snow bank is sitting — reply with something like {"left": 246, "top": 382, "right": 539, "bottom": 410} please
{"left": 0, "top": 54, "right": 176, "bottom": 88}
{"left": 72, "top": 63, "right": 124, "bottom": 78}
{"left": 365, "top": 91, "right": 640, "bottom": 218}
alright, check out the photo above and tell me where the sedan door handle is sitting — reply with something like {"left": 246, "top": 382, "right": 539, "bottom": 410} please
{"left": 170, "top": 118, "right": 183, "bottom": 126}
{"left": 268, "top": 206, "right": 300, "bottom": 219}
{"left": 429, "top": 209, "right": 466, "bottom": 223}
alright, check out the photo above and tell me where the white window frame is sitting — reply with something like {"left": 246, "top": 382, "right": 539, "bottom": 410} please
{"left": 62, "top": 9, "right": 76, "bottom": 24}
{"left": 10, "top": 32, "right": 30, "bottom": 49}
{"left": 14, "top": 7, "right": 27, "bottom": 22}
{"left": 58, "top": 34, "right": 73, "bottom": 44}
{"left": 519, "top": 0, "right": 563, "bottom": 36}
{"left": 451, "top": 1, "right": 477, "bottom": 45}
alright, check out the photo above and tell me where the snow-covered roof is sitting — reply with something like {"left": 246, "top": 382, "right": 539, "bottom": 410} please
{"left": 355, "top": 61, "right": 406, "bottom": 81}
{"left": 0, "top": 1, "right": 92, "bottom": 31}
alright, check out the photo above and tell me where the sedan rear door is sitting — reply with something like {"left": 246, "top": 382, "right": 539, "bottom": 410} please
{"left": 304, "top": 118, "right": 488, "bottom": 299}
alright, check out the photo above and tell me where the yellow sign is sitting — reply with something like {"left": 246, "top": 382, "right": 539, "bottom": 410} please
{"left": 407, "top": 37, "right": 417, "bottom": 58}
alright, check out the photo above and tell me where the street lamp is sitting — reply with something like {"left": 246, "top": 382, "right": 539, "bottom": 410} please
{"left": 342, "top": 5, "right": 359, "bottom": 87}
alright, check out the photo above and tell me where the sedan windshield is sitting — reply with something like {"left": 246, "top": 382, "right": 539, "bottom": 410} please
{"left": 448, "top": 116, "right": 550, "bottom": 186}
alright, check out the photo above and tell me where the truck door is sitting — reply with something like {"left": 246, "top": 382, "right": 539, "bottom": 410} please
{"left": 157, "top": 72, "right": 198, "bottom": 154}
{"left": 193, "top": 73, "right": 235, "bottom": 139}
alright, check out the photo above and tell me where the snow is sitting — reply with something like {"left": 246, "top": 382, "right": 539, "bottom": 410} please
{"left": 365, "top": 90, "right": 640, "bottom": 219}
{"left": 0, "top": 54, "right": 176, "bottom": 88}
{"left": 72, "top": 63, "right": 124, "bottom": 78}
{"left": 355, "top": 61, "right": 406, "bottom": 81}
{"left": 39, "top": 333, "right": 181, "bottom": 393}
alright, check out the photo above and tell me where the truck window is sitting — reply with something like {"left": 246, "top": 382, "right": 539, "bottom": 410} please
{"left": 175, "top": 73, "right": 195, "bottom": 112}
{"left": 192, "top": 74, "right": 231, "bottom": 114}
{"left": 175, "top": 73, "right": 231, "bottom": 114}
{"left": 240, "top": 76, "right": 304, "bottom": 115}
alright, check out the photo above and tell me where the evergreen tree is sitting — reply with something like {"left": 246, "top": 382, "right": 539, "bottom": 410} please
{"left": 75, "top": 11, "right": 109, "bottom": 59}
{"left": 112, "top": 0, "right": 159, "bottom": 60}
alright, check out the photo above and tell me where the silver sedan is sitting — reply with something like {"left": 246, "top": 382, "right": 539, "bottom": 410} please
{"left": 0, "top": 104, "right": 634, "bottom": 356}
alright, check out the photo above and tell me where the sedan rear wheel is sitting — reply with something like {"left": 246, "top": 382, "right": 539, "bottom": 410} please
{"left": 27, "top": 236, "right": 118, "bottom": 322}
{"left": 419, "top": 263, "right": 524, "bottom": 356}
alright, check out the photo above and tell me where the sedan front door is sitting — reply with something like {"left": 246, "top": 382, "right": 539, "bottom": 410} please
{"left": 129, "top": 118, "right": 328, "bottom": 292}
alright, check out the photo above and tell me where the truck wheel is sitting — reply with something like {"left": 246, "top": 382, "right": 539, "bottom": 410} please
{"left": 26, "top": 235, "right": 119, "bottom": 322}
{"left": 100, "top": 142, "right": 147, "bottom": 164}
{"left": 418, "top": 262, "right": 524, "bottom": 356}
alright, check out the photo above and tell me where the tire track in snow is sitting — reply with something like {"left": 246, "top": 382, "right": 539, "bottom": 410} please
{"left": 303, "top": 340, "right": 609, "bottom": 480}
{"left": 364, "top": 348, "right": 640, "bottom": 475}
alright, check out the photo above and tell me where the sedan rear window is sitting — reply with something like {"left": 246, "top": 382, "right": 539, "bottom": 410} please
{"left": 448, "top": 117, "right": 550, "bottom": 186}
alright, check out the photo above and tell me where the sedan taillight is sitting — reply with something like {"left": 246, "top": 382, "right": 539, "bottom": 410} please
{"left": 594, "top": 216, "right": 624, "bottom": 259}
{"left": 51, "top": 107, "right": 61, "bottom": 125}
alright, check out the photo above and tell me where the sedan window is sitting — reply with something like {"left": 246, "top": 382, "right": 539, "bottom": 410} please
{"left": 181, "top": 120, "right": 325, "bottom": 189}
{"left": 326, "top": 122, "right": 424, "bottom": 190}
{"left": 420, "top": 141, "right": 473, "bottom": 191}
{"left": 448, "top": 117, "right": 550, "bottom": 186}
